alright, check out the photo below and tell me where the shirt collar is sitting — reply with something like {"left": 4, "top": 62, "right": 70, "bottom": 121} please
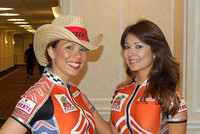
{"left": 135, "top": 77, "right": 149, "bottom": 87}
{"left": 43, "top": 68, "right": 66, "bottom": 86}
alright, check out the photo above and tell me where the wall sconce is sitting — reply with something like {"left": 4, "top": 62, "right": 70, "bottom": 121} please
{"left": 5, "top": 40, "right": 8, "bottom": 45}
{"left": 12, "top": 37, "right": 15, "bottom": 45}
{"left": 52, "top": 6, "right": 61, "bottom": 18}
{"left": 12, "top": 33, "right": 15, "bottom": 45}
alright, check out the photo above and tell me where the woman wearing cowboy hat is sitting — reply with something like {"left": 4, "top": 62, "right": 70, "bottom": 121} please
{"left": 0, "top": 15, "right": 112, "bottom": 134}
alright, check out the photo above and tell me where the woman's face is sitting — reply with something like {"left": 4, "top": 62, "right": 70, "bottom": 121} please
{"left": 123, "top": 34, "right": 154, "bottom": 77}
{"left": 47, "top": 40, "right": 87, "bottom": 82}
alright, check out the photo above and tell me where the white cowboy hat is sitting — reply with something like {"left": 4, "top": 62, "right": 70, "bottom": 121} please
{"left": 34, "top": 15, "right": 103, "bottom": 66}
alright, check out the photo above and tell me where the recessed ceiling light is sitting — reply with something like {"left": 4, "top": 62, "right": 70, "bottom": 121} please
{"left": 7, "top": 19, "right": 25, "bottom": 21}
{"left": 0, "top": 13, "right": 19, "bottom": 16}
{"left": 0, "top": 7, "right": 14, "bottom": 11}
{"left": 18, "top": 25, "right": 32, "bottom": 28}
{"left": 13, "top": 22, "right": 29, "bottom": 24}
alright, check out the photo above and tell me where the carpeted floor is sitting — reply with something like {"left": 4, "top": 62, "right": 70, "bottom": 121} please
{"left": 0, "top": 65, "right": 41, "bottom": 125}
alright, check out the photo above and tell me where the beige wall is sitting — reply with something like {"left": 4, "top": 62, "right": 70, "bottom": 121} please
{"left": 174, "top": 1, "right": 184, "bottom": 90}
{"left": 0, "top": 30, "right": 5, "bottom": 71}
{"left": 68, "top": 0, "right": 175, "bottom": 91}
{"left": 186, "top": 0, "right": 200, "bottom": 133}
{"left": 0, "top": 30, "right": 15, "bottom": 72}
{"left": 0, "top": 0, "right": 199, "bottom": 132}
{"left": 0, "top": 31, "right": 33, "bottom": 71}
{"left": 70, "top": 0, "right": 121, "bottom": 98}
{"left": 68, "top": 1, "right": 122, "bottom": 120}
{"left": 61, "top": 0, "right": 200, "bottom": 133}
{"left": 14, "top": 34, "right": 33, "bottom": 65}
{"left": 61, "top": 0, "right": 185, "bottom": 121}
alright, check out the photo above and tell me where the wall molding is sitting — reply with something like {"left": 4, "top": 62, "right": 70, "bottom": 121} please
{"left": 171, "top": 0, "right": 174, "bottom": 54}
{"left": 183, "top": 0, "right": 187, "bottom": 98}
{"left": 187, "top": 121, "right": 200, "bottom": 130}
{"left": 192, "top": 0, "right": 200, "bottom": 113}
{"left": 90, "top": 98, "right": 111, "bottom": 121}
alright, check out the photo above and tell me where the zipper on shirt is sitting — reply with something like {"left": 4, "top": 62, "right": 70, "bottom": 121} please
{"left": 67, "top": 84, "right": 91, "bottom": 133}
{"left": 125, "top": 85, "right": 140, "bottom": 134}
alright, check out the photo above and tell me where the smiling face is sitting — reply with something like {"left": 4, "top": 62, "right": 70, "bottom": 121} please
{"left": 47, "top": 40, "right": 87, "bottom": 83}
{"left": 123, "top": 34, "right": 154, "bottom": 79}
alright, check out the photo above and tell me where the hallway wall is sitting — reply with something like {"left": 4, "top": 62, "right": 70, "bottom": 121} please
{"left": 186, "top": 0, "right": 200, "bottom": 133}
{"left": 61, "top": 0, "right": 186, "bottom": 123}
{"left": 14, "top": 34, "right": 33, "bottom": 65}
{"left": 0, "top": 31, "right": 33, "bottom": 72}
{"left": 61, "top": 0, "right": 199, "bottom": 133}
{"left": 0, "top": 0, "right": 199, "bottom": 133}
{"left": 0, "top": 30, "right": 15, "bottom": 72}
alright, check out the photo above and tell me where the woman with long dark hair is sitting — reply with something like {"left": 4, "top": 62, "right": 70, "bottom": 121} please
{"left": 110, "top": 20, "right": 187, "bottom": 134}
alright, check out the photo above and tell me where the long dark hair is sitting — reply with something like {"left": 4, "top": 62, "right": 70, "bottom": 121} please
{"left": 121, "top": 20, "right": 180, "bottom": 116}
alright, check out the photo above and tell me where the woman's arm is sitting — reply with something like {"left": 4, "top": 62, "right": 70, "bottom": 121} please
{"left": 92, "top": 108, "right": 112, "bottom": 134}
{"left": 81, "top": 93, "right": 112, "bottom": 134}
{"left": 109, "top": 120, "right": 119, "bottom": 134}
{"left": 168, "top": 89, "right": 187, "bottom": 134}
{"left": 0, "top": 117, "right": 27, "bottom": 134}
{"left": 168, "top": 122, "right": 187, "bottom": 134}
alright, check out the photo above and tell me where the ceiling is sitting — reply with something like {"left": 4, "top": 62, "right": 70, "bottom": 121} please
{"left": 0, "top": 0, "right": 58, "bottom": 34}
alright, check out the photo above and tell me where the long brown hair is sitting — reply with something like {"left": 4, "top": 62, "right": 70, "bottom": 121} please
{"left": 121, "top": 20, "right": 180, "bottom": 116}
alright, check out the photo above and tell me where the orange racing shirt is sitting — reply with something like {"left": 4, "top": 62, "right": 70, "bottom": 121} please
{"left": 111, "top": 79, "right": 187, "bottom": 134}
{"left": 12, "top": 69, "right": 95, "bottom": 134}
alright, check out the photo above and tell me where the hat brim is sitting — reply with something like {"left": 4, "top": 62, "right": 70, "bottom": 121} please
{"left": 34, "top": 24, "right": 103, "bottom": 66}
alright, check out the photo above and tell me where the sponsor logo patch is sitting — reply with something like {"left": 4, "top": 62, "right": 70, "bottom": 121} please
{"left": 15, "top": 98, "right": 36, "bottom": 114}
{"left": 179, "top": 99, "right": 187, "bottom": 112}
{"left": 13, "top": 108, "right": 31, "bottom": 120}
{"left": 54, "top": 94, "right": 77, "bottom": 113}
{"left": 168, "top": 99, "right": 187, "bottom": 120}
{"left": 112, "top": 93, "right": 128, "bottom": 111}
{"left": 73, "top": 91, "right": 80, "bottom": 98}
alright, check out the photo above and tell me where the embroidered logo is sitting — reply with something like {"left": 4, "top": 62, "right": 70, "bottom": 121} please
{"left": 179, "top": 99, "right": 187, "bottom": 112}
{"left": 54, "top": 94, "right": 77, "bottom": 113}
{"left": 65, "top": 26, "right": 89, "bottom": 42}
{"left": 15, "top": 98, "right": 36, "bottom": 114}
{"left": 112, "top": 93, "right": 128, "bottom": 111}
{"left": 73, "top": 91, "right": 80, "bottom": 98}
